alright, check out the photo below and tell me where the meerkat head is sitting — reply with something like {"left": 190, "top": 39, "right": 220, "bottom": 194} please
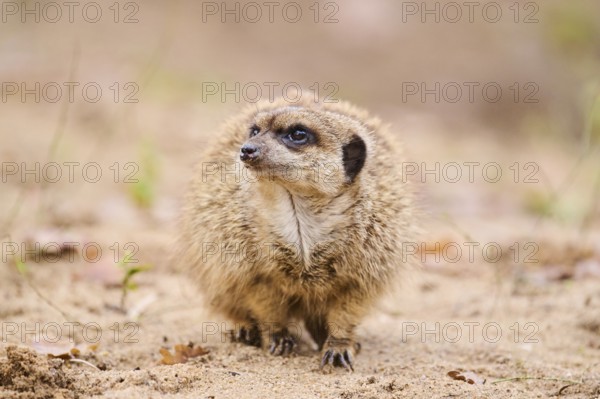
{"left": 238, "top": 104, "right": 370, "bottom": 196}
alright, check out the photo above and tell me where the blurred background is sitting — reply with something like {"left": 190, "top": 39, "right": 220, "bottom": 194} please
{"left": 1, "top": 0, "right": 600, "bottom": 397}
{"left": 2, "top": 0, "right": 599, "bottom": 237}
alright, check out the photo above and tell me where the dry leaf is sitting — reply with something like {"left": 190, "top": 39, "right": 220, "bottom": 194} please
{"left": 32, "top": 341, "right": 99, "bottom": 359}
{"left": 448, "top": 370, "right": 486, "bottom": 385}
{"left": 160, "top": 342, "right": 209, "bottom": 365}
{"left": 31, "top": 341, "right": 74, "bottom": 358}
{"left": 24, "top": 229, "right": 83, "bottom": 258}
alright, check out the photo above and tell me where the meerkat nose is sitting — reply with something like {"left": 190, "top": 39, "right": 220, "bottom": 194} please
{"left": 240, "top": 143, "right": 260, "bottom": 162}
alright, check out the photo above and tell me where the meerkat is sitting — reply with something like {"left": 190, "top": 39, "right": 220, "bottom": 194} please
{"left": 179, "top": 96, "right": 413, "bottom": 371}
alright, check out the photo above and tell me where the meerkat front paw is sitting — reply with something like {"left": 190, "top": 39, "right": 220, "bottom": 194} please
{"left": 268, "top": 328, "right": 296, "bottom": 356}
{"left": 320, "top": 337, "right": 356, "bottom": 372}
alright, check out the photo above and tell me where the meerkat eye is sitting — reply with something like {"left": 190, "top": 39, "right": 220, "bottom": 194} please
{"left": 287, "top": 129, "right": 308, "bottom": 144}
{"left": 289, "top": 130, "right": 307, "bottom": 142}
{"left": 249, "top": 125, "right": 260, "bottom": 137}
{"left": 281, "top": 124, "right": 315, "bottom": 148}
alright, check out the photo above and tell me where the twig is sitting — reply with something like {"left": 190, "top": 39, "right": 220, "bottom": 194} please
{"left": 440, "top": 212, "right": 474, "bottom": 242}
{"left": 23, "top": 274, "right": 71, "bottom": 322}
{"left": 1, "top": 190, "right": 26, "bottom": 236}
{"left": 581, "top": 86, "right": 600, "bottom": 152}
{"left": 580, "top": 165, "right": 600, "bottom": 232}
{"left": 20, "top": 273, "right": 85, "bottom": 345}
{"left": 85, "top": 5, "right": 176, "bottom": 163}
{"left": 6, "top": 234, "right": 83, "bottom": 344}
{"left": 527, "top": 87, "right": 600, "bottom": 231}
{"left": 68, "top": 358, "right": 101, "bottom": 371}
{"left": 46, "top": 41, "right": 80, "bottom": 163}
{"left": 558, "top": 384, "right": 577, "bottom": 395}
{"left": 491, "top": 376, "right": 581, "bottom": 385}
{"left": 37, "top": 41, "right": 81, "bottom": 222}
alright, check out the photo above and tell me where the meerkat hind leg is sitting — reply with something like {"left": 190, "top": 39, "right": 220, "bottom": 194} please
{"left": 305, "top": 315, "right": 328, "bottom": 350}
{"left": 245, "top": 289, "right": 297, "bottom": 356}
{"left": 319, "top": 304, "right": 365, "bottom": 372}
{"left": 231, "top": 321, "right": 262, "bottom": 347}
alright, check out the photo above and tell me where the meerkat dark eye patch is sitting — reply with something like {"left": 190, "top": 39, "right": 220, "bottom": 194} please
{"left": 249, "top": 125, "right": 261, "bottom": 137}
{"left": 280, "top": 124, "right": 316, "bottom": 149}
{"left": 342, "top": 135, "right": 366, "bottom": 183}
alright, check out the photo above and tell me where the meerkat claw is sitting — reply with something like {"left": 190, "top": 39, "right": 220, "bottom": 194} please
{"left": 339, "top": 353, "right": 353, "bottom": 372}
{"left": 320, "top": 349, "right": 333, "bottom": 370}
{"left": 269, "top": 333, "right": 295, "bottom": 356}
{"left": 320, "top": 349, "right": 354, "bottom": 372}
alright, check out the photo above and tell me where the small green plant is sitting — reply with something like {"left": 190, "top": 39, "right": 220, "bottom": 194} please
{"left": 544, "top": 3, "right": 599, "bottom": 55}
{"left": 129, "top": 139, "right": 159, "bottom": 208}
{"left": 584, "top": 85, "right": 600, "bottom": 147}
{"left": 15, "top": 257, "right": 28, "bottom": 275}
{"left": 523, "top": 189, "right": 554, "bottom": 217}
{"left": 118, "top": 252, "right": 152, "bottom": 311}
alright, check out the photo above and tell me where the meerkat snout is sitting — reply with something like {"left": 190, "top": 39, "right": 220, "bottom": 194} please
{"left": 179, "top": 97, "right": 414, "bottom": 372}
{"left": 240, "top": 142, "right": 260, "bottom": 162}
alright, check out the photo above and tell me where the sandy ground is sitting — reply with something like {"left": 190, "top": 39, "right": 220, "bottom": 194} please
{"left": 2, "top": 125, "right": 599, "bottom": 398}
{"left": 2, "top": 1, "right": 600, "bottom": 398}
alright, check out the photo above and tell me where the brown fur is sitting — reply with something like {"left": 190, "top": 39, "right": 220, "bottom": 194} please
{"left": 179, "top": 97, "right": 413, "bottom": 370}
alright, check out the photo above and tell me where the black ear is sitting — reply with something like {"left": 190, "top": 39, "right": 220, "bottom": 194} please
{"left": 342, "top": 135, "right": 367, "bottom": 183}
